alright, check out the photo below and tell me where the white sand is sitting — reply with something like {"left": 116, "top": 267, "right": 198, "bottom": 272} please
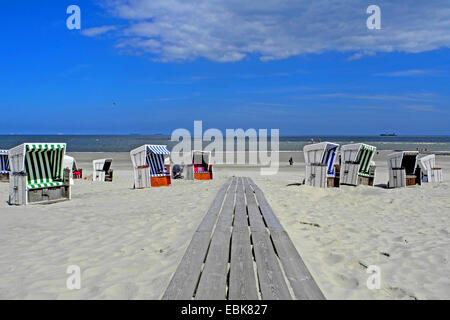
{"left": 0, "top": 151, "right": 449, "bottom": 299}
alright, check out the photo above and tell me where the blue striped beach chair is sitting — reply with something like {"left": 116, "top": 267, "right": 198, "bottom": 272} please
{"left": 0, "top": 149, "right": 10, "bottom": 181}
{"left": 8, "top": 143, "right": 70, "bottom": 205}
{"left": 130, "top": 145, "right": 171, "bottom": 188}
{"left": 303, "top": 142, "right": 340, "bottom": 188}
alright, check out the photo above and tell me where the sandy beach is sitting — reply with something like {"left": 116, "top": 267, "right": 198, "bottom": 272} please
{"left": 0, "top": 151, "right": 449, "bottom": 300}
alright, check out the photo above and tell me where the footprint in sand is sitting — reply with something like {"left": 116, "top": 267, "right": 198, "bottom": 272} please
{"left": 386, "top": 287, "right": 417, "bottom": 300}
{"left": 101, "top": 282, "right": 139, "bottom": 299}
{"left": 324, "top": 252, "right": 344, "bottom": 264}
{"left": 333, "top": 273, "right": 359, "bottom": 289}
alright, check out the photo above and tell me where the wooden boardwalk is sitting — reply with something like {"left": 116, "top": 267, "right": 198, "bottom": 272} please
{"left": 162, "top": 177, "right": 325, "bottom": 300}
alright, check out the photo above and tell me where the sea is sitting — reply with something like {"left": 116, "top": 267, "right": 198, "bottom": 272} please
{"left": 1, "top": 135, "right": 450, "bottom": 152}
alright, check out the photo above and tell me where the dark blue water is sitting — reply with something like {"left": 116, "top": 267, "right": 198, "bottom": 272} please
{"left": 1, "top": 135, "right": 450, "bottom": 152}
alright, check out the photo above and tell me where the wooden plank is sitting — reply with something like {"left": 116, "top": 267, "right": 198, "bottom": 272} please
{"left": 318, "top": 165, "right": 327, "bottom": 188}
{"left": 243, "top": 178, "right": 266, "bottom": 232}
{"left": 214, "top": 179, "right": 237, "bottom": 232}
{"left": 342, "top": 163, "right": 359, "bottom": 186}
{"left": 350, "top": 163, "right": 358, "bottom": 185}
{"left": 195, "top": 231, "right": 232, "bottom": 300}
{"left": 163, "top": 177, "right": 233, "bottom": 300}
{"left": 251, "top": 231, "right": 292, "bottom": 300}
{"left": 314, "top": 165, "right": 321, "bottom": 187}
{"left": 162, "top": 231, "right": 211, "bottom": 300}
{"left": 247, "top": 178, "right": 284, "bottom": 232}
{"left": 196, "top": 177, "right": 233, "bottom": 232}
{"left": 305, "top": 164, "right": 313, "bottom": 187}
{"left": 229, "top": 231, "right": 259, "bottom": 300}
{"left": 232, "top": 178, "right": 249, "bottom": 233}
{"left": 195, "top": 180, "right": 237, "bottom": 299}
{"left": 228, "top": 178, "right": 259, "bottom": 300}
{"left": 271, "top": 231, "right": 325, "bottom": 300}
{"left": 243, "top": 179, "right": 291, "bottom": 299}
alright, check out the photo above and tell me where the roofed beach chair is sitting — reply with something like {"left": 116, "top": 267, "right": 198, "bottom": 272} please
{"left": 185, "top": 150, "right": 213, "bottom": 180}
{"left": 63, "top": 155, "right": 82, "bottom": 185}
{"left": 387, "top": 151, "right": 420, "bottom": 188}
{"left": 303, "top": 142, "right": 340, "bottom": 188}
{"left": 0, "top": 149, "right": 10, "bottom": 182}
{"left": 93, "top": 158, "right": 113, "bottom": 182}
{"left": 130, "top": 145, "right": 171, "bottom": 188}
{"left": 8, "top": 143, "right": 71, "bottom": 205}
{"left": 418, "top": 154, "right": 443, "bottom": 183}
{"left": 340, "top": 143, "right": 377, "bottom": 186}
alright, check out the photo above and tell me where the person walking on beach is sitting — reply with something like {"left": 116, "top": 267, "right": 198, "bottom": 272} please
{"left": 289, "top": 157, "right": 293, "bottom": 166}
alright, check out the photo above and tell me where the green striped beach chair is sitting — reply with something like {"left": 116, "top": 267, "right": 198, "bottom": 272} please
{"left": 8, "top": 143, "right": 71, "bottom": 205}
{"left": 340, "top": 143, "right": 377, "bottom": 186}
{"left": 303, "top": 142, "right": 340, "bottom": 188}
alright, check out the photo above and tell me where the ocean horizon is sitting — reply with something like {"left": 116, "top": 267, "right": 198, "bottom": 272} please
{"left": 1, "top": 135, "right": 450, "bottom": 152}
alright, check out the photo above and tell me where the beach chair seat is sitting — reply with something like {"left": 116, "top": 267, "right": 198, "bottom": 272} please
{"left": 28, "top": 181, "right": 64, "bottom": 190}
{"left": 194, "top": 164, "right": 210, "bottom": 173}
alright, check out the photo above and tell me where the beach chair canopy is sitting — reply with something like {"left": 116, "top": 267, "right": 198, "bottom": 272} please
{"left": 387, "top": 151, "right": 419, "bottom": 175}
{"left": 63, "top": 155, "right": 78, "bottom": 171}
{"left": 130, "top": 145, "right": 171, "bottom": 177}
{"left": 0, "top": 149, "right": 9, "bottom": 173}
{"left": 8, "top": 143, "right": 66, "bottom": 189}
{"left": 341, "top": 143, "right": 376, "bottom": 177}
{"left": 418, "top": 154, "right": 436, "bottom": 173}
{"left": 93, "top": 158, "right": 112, "bottom": 172}
{"left": 147, "top": 145, "right": 170, "bottom": 155}
{"left": 303, "top": 142, "right": 339, "bottom": 176}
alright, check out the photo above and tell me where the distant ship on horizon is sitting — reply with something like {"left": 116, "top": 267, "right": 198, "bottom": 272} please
{"left": 380, "top": 133, "right": 398, "bottom": 136}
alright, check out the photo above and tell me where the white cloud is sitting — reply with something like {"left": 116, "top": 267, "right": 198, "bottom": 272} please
{"left": 100, "top": 0, "right": 450, "bottom": 62}
{"left": 81, "top": 25, "right": 117, "bottom": 37}
{"left": 314, "top": 93, "right": 436, "bottom": 102}
{"left": 251, "top": 102, "right": 294, "bottom": 107}
{"left": 405, "top": 105, "right": 440, "bottom": 112}
{"left": 374, "top": 69, "right": 434, "bottom": 77}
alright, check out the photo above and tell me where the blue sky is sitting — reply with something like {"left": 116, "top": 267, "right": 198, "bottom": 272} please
{"left": 0, "top": 0, "right": 449, "bottom": 135}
